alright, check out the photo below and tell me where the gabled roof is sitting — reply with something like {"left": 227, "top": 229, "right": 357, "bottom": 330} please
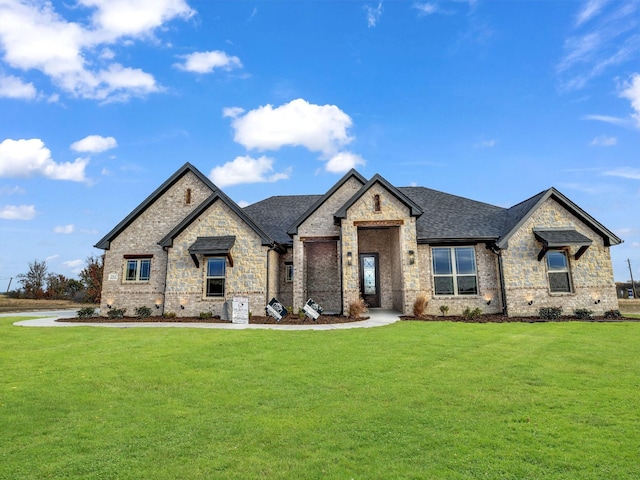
{"left": 287, "top": 169, "right": 367, "bottom": 236}
{"left": 158, "top": 191, "right": 276, "bottom": 249}
{"left": 496, "top": 187, "right": 622, "bottom": 249}
{"left": 334, "top": 173, "right": 423, "bottom": 221}
{"left": 243, "top": 195, "right": 322, "bottom": 245}
{"left": 94, "top": 163, "right": 217, "bottom": 250}
{"left": 399, "top": 186, "right": 506, "bottom": 243}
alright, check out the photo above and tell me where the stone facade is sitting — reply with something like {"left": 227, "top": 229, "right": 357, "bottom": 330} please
{"left": 501, "top": 198, "right": 618, "bottom": 317}
{"left": 97, "top": 164, "right": 620, "bottom": 319}
{"left": 100, "top": 171, "right": 214, "bottom": 316}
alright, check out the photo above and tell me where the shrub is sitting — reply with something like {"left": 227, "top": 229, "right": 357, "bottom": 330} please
{"left": 462, "top": 307, "right": 482, "bottom": 320}
{"left": 413, "top": 294, "right": 428, "bottom": 318}
{"left": 76, "top": 307, "right": 96, "bottom": 319}
{"left": 439, "top": 305, "right": 449, "bottom": 317}
{"left": 574, "top": 308, "right": 593, "bottom": 320}
{"left": 348, "top": 298, "right": 368, "bottom": 319}
{"left": 135, "top": 306, "right": 152, "bottom": 319}
{"left": 107, "top": 308, "right": 126, "bottom": 319}
{"left": 604, "top": 309, "right": 622, "bottom": 319}
{"left": 163, "top": 311, "right": 177, "bottom": 319}
{"left": 199, "top": 311, "right": 213, "bottom": 319}
{"left": 538, "top": 307, "right": 562, "bottom": 320}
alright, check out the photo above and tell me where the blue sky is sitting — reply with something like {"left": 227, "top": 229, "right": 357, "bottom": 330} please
{"left": 0, "top": 0, "right": 639, "bottom": 288}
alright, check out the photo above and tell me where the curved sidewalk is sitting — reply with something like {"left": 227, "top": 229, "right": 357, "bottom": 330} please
{"left": 12, "top": 309, "right": 401, "bottom": 330}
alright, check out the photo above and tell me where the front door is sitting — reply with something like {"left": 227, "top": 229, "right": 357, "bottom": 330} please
{"left": 360, "top": 253, "right": 380, "bottom": 308}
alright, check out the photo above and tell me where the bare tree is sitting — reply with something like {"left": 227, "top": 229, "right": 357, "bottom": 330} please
{"left": 17, "top": 259, "right": 48, "bottom": 299}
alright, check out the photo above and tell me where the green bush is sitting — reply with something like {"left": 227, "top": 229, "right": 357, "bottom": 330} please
{"left": 439, "top": 305, "right": 449, "bottom": 317}
{"left": 199, "top": 311, "right": 213, "bottom": 319}
{"left": 574, "top": 308, "right": 593, "bottom": 320}
{"left": 163, "top": 311, "right": 177, "bottom": 319}
{"left": 107, "top": 308, "right": 126, "bottom": 319}
{"left": 135, "top": 306, "right": 152, "bottom": 319}
{"left": 462, "top": 307, "right": 482, "bottom": 320}
{"left": 539, "top": 307, "right": 562, "bottom": 320}
{"left": 76, "top": 307, "right": 96, "bottom": 319}
{"left": 604, "top": 309, "right": 622, "bottom": 319}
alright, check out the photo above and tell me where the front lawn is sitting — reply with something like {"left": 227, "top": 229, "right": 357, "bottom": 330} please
{"left": 1, "top": 316, "right": 639, "bottom": 479}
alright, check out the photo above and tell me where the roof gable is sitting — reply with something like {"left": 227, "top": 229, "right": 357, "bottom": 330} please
{"left": 94, "top": 163, "right": 217, "bottom": 250}
{"left": 287, "top": 169, "right": 367, "bottom": 236}
{"left": 334, "top": 174, "right": 424, "bottom": 221}
{"left": 158, "top": 191, "right": 275, "bottom": 249}
{"left": 496, "top": 187, "right": 622, "bottom": 249}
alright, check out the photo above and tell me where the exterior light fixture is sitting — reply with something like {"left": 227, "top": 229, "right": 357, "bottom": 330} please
{"left": 484, "top": 293, "right": 493, "bottom": 305}
{"left": 408, "top": 250, "right": 415, "bottom": 265}
{"left": 155, "top": 298, "right": 162, "bottom": 309}
{"left": 106, "top": 298, "right": 114, "bottom": 309}
{"left": 347, "top": 252, "right": 352, "bottom": 266}
{"left": 528, "top": 300, "right": 534, "bottom": 306}
{"left": 594, "top": 299, "right": 601, "bottom": 304}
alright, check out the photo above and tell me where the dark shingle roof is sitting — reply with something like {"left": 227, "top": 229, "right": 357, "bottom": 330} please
{"left": 188, "top": 235, "right": 236, "bottom": 255}
{"left": 243, "top": 195, "right": 323, "bottom": 245}
{"left": 532, "top": 229, "right": 592, "bottom": 247}
{"left": 400, "top": 187, "right": 505, "bottom": 242}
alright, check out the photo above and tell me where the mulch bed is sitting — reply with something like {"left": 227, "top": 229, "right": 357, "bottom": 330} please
{"left": 56, "top": 314, "right": 366, "bottom": 325}
{"left": 401, "top": 314, "right": 638, "bottom": 323}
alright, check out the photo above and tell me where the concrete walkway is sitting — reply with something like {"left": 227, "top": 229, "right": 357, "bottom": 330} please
{"left": 11, "top": 309, "right": 401, "bottom": 330}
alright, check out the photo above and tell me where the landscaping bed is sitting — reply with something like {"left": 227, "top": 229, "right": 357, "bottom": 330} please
{"left": 401, "top": 314, "right": 639, "bottom": 323}
{"left": 57, "top": 314, "right": 366, "bottom": 324}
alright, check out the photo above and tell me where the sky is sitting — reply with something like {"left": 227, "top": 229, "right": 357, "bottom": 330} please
{"left": 0, "top": 0, "right": 639, "bottom": 289}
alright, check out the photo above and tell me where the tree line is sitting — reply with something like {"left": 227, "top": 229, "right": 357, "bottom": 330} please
{"left": 9, "top": 255, "right": 104, "bottom": 304}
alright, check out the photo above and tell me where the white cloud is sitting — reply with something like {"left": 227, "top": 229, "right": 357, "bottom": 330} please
{"left": 325, "top": 152, "right": 366, "bottom": 173}
{"left": 365, "top": 2, "right": 383, "bottom": 27}
{"left": 71, "top": 135, "right": 117, "bottom": 153}
{"left": 0, "top": 185, "right": 25, "bottom": 196}
{"left": 603, "top": 167, "right": 640, "bottom": 180}
{"left": 582, "top": 114, "right": 632, "bottom": 127}
{"left": 474, "top": 139, "right": 497, "bottom": 148}
{"left": 0, "top": 0, "right": 192, "bottom": 101}
{"left": 0, "top": 138, "right": 88, "bottom": 182}
{"left": 0, "top": 74, "right": 37, "bottom": 99}
{"left": 175, "top": 50, "right": 242, "bottom": 73}
{"left": 63, "top": 259, "right": 84, "bottom": 270}
{"left": 228, "top": 98, "right": 354, "bottom": 155}
{"left": 223, "top": 106, "right": 245, "bottom": 118}
{"left": 0, "top": 204, "right": 36, "bottom": 220}
{"left": 589, "top": 135, "right": 617, "bottom": 146}
{"left": 620, "top": 73, "right": 640, "bottom": 128}
{"left": 414, "top": 3, "right": 439, "bottom": 15}
{"left": 557, "top": 1, "right": 640, "bottom": 91}
{"left": 54, "top": 224, "right": 75, "bottom": 234}
{"left": 209, "top": 155, "right": 290, "bottom": 187}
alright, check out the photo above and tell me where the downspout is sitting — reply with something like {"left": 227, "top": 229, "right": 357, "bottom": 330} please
{"left": 489, "top": 244, "right": 508, "bottom": 316}
{"left": 266, "top": 243, "right": 276, "bottom": 307}
{"left": 160, "top": 245, "right": 169, "bottom": 316}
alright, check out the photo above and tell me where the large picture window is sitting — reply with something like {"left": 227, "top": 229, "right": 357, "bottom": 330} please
{"left": 124, "top": 258, "right": 151, "bottom": 282}
{"left": 206, "top": 257, "right": 226, "bottom": 297}
{"left": 432, "top": 247, "right": 478, "bottom": 295}
{"left": 546, "top": 250, "right": 571, "bottom": 293}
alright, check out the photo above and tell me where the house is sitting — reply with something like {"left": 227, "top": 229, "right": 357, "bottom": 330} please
{"left": 95, "top": 163, "right": 622, "bottom": 318}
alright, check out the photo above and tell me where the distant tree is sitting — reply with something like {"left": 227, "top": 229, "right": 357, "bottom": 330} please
{"left": 45, "top": 273, "right": 70, "bottom": 300}
{"left": 66, "top": 279, "right": 85, "bottom": 301}
{"left": 17, "top": 259, "right": 48, "bottom": 299}
{"left": 79, "top": 254, "right": 104, "bottom": 304}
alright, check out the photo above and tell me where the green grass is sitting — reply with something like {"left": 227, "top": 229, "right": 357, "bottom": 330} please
{"left": 2, "top": 316, "right": 640, "bottom": 479}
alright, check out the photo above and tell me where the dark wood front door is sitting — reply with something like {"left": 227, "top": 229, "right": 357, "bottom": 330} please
{"left": 360, "top": 253, "right": 380, "bottom": 308}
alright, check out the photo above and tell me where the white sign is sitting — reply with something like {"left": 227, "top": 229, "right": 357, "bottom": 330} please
{"left": 108, "top": 272, "right": 118, "bottom": 281}
{"left": 232, "top": 296, "right": 249, "bottom": 324}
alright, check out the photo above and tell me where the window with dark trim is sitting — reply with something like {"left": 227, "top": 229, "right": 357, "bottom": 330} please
{"left": 432, "top": 247, "right": 478, "bottom": 295}
{"left": 374, "top": 194, "right": 381, "bottom": 212}
{"left": 206, "top": 257, "right": 226, "bottom": 297}
{"left": 285, "top": 262, "right": 294, "bottom": 283}
{"left": 546, "top": 250, "right": 572, "bottom": 293}
{"left": 185, "top": 188, "right": 192, "bottom": 205}
{"left": 124, "top": 258, "right": 151, "bottom": 282}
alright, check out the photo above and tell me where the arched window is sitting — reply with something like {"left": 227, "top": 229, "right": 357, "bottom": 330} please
{"left": 185, "top": 188, "right": 192, "bottom": 205}
{"left": 374, "top": 194, "right": 381, "bottom": 212}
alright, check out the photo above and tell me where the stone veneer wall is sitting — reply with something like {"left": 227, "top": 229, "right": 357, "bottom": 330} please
{"left": 417, "top": 243, "right": 502, "bottom": 316}
{"left": 502, "top": 198, "right": 618, "bottom": 317}
{"left": 278, "top": 251, "right": 294, "bottom": 308}
{"left": 341, "top": 183, "right": 420, "bottom": 315}
{"left": 100, "top": 172, "right": 214, "bottom": 316}
{"left": 292, "top": 176, "right": 364, "bottom": 310}
{"left": 163, "top": 200, "right": 269, "bottom": 317}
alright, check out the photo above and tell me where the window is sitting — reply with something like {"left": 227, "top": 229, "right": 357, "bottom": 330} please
{"left": 206, "top": 257, "right": 226, "bottom": 297}
{"left": 546, "top": 250, "right": 571, "bottom": 293}
{"left": 432, "top": 247, "right": 478, "bottom": 295}
{"left": 373, "top": 194, "right": 381, "bottom": 212}
{"left": 125, "top": 258, "right": 151, "bottom": 282}
{"left": 185, "top": 188, "right": 192, "bottom": 205}
{"left": 285, "top": 263, "right": 294, "bottom": 283}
